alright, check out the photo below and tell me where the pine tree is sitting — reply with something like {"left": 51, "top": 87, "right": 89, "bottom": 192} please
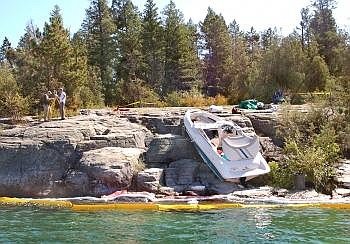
{"left": 141, "top": 0, "right": 164, "bottom": 93}
{"left": 82, "top": 0, "right": 116, "bottom": 105}
{"left": 40, "top": 5, "right": 74, "bottom": 93}
{"left": 0, "top": 37, "right": 12, "bottom": 64}
{"left": 200, "top": 7, "right": 233, "bottom": 96}
{"left": 276, "top": 35, "right": 307, "bottom": 92}
{"left": 227, "top": 20, "right": 251, "bottom": 101}
{"left": 261, "top": 28, "right": 278, "bottom": 51}
{"left": 162, "top": 1, "right": 200, "bottom": 95}
{"left": 71, "top": 32, "right": 104, "bottom": 107}
{"left": 113, "top": 0, "right": 143, "bottom": 82}
{"left": 162, "top": 0, "right": 184, "bottom": 94}
{"left": 15, "top": 23, "right": 43, "bottom": 104}
{"left": 112, "top": 0, "right": 150, "bottom": 105}
{"left": 111, "top": 0, "right": 128, "bottom": 29}
{"left": 245, "top": 27, "right": 260, "bottom": 62}
{"left": 300, "top": 7, "right": 311, "bottom": 50}
{"left": 0, "top": 65, "right": 27, "bottom": 119}
{"left": 309, "top": 0, "right": 342, "bottom": 74}
{"left": 305, "top": 55, "right": 329, "bottom": 91}
{"left": 179, "top": 19, "right": 201, "bottom": 92}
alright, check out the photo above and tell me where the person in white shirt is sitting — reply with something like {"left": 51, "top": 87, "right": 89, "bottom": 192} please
{"left": 57, "top": 88, "right": 66, "bottom": 120}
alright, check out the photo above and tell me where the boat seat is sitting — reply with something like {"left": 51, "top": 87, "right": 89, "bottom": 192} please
{"left": 221, "top": 135, "right": 259, "bottom": 160}
{"left": 223, "top": 134, "right": 258, "bottom": 148}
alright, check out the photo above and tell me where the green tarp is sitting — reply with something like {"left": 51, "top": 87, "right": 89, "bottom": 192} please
{"left": 238, "top": 99, "right": 258, "bottom": 109}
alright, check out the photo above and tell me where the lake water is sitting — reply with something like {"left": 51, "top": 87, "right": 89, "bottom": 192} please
{"left": 0, "top": 206, "right": 349, "bottom": 243}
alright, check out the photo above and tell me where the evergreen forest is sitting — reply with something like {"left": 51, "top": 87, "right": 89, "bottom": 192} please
{"left": 0, "top": 0, "right": 349, "bottom": 116}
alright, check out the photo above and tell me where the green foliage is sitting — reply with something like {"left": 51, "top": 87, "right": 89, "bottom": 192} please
{"left": 283, "top": 126, "right": 340, "bottom": 192}
{"left": 305, "top": 55, "right": 330, "bottom": 91}
{"left": 141, "top": 0, "right": 164, "bottom": 93}
{"left": 0, "top": 37, "right": 13, "bottom": 65}
{"left": 278, "top": 106, "right": 327, "bottom": 142}
{"left": 278, "top": 104, "right": 342, "bottom": 193}
{"left": 75, "top": 86, "right": 100, "bottom": 108}
{"left": 71, "top": 34, "right": 104, "bottom": 108}
{"left": 0, "top": 94, "right": 28, "bottom": 121}
{"left": 82, "top": 0, "right": 116, "bottom": 105}
{"left": 15, "top": 23, "right": 43, "bottom": 110}
{"left": 114, "top": 0, "right": 144, "bottom": 83}
{"left": 0, "top": 65, "right": 28, "bottom": 120}
{"left": 309, "top": 0, "right": 342, "bottom": 74}
{"left": 325, "top": 78, "right": 350, "bottom": 155}
{"left": 41, "top": 6, "right": 75, "bottom": 92}
{"left": 226, "top": 21, "right": 251, "bottom": 103}
{"left": 165, "top": 89, "right": 228, "bottom": 107}
{"left": 115, "top": 78, "right": 160, "bottom": 105}
{"left": 162, "top": 1, "right": 200, "bottom": 95}
{"left": 267, "top": 161, "right": 293, "bottom": 189}
{"left": 164, "top": 91, "right": 183, "bottom": 106}
{"left": 1, "top": 0, "right": 350, "bottom": 123}
{"left": 201, "top": 7, "right": 234, "bottom": 97}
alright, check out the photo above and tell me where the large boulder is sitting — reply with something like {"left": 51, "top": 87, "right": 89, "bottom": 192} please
{"left": 164, "top": 159, "right": 244, "bottom": 195}
{"left": 165, "top": 159, "right": 201, "bottom": 186}
{"left": 62, "top": 169, "right": 90, "bottom": 196}
{"left": 335, "top": 159, "right": 350, "bottom": 189}
{"left": 0, "top": 112, "right": 150, "bottom": 197}
{"left": 136, "top": 168, "right": 164, "bottom": 192}
{"left": 78, "top": 147, "right": 145, "bottom": 196}
{"left": 193, "top": 162, "right": 241, "bottom": 194}
{"left": 145, "top": 134, "right": 199, "bottom": 166}
{"left": 127, "top": 112, "right": 184, "bottom": 135}
{"left": 259, "top": 136, "right": 284, "bottom": 162}
{"left": 0, "top": 137, "right": 76, "bottom": 197}
{"left": 245, "top": 113, "right": 282, "bottom": 146}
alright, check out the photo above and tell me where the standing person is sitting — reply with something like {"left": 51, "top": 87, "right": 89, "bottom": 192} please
{"left": 41, "top": 91, "right": 50, "bottom": 121}
{"left": 41, "top": 91, "right": 55, "bottom": 121}
{"left": 57, "top": 88, "right": 66, "bottom": 120}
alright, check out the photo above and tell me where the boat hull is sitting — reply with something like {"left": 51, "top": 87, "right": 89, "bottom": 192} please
{"left": 184, "top": 109, "right": 270, "bottom": 182}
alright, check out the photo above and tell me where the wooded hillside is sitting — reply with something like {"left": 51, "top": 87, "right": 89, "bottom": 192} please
{"left": 0, "top": 0, "right": 349, "bottom": 114}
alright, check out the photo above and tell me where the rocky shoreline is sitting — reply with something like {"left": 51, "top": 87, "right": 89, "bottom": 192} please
{"left": 0, "top": 106, "right": 349, "bottom": 203}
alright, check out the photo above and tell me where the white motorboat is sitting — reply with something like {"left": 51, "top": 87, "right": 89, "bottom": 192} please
{"left": 184, "top": 109, "right": 270, "bottom": 182}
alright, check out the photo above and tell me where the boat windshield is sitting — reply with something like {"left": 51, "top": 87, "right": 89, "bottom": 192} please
{"left": 221, "top": 124, "right": 235, "bottom": 133}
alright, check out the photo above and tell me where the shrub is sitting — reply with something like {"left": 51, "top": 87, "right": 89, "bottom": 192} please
{"left": 283, "top": 126, "right": 340, "bottom": 193}
{"left": 278, "top": 104, "right": 341, "bottom": 193}
{"left": 75, "top": 85, "right": 104, "bottom": 108}
{"left": 165, "top": 91, "right": 185, "bottom": 107}
{"left": 267, "top": 161, "right": 293, "bottom": 189}
{"left": 207, "top": 94, "right": 228, "bottom": 106}
{"left": 116, "top": 78, "right": 161, "bottom": 106}
{"left": 165, "top": 90, "right": 229, "bottom": 107}
{"left": 0, "top": 93, "right": 28, "bottom": 121}
{"left": 182, "top": 92, "right": 208, "bottom": 107}
{"left": 0, "top": 65, "right": 28, "bottom": 120}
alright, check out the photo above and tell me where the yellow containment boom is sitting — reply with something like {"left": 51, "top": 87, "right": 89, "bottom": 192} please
{"left": 71, "top": 203, "right": 159, "bottom": 211}
{"left": 0, "top": 197, "right": 73, "bottom": 208}
{"left": 1, "top": 197, "right": 350, "bottom": 211}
